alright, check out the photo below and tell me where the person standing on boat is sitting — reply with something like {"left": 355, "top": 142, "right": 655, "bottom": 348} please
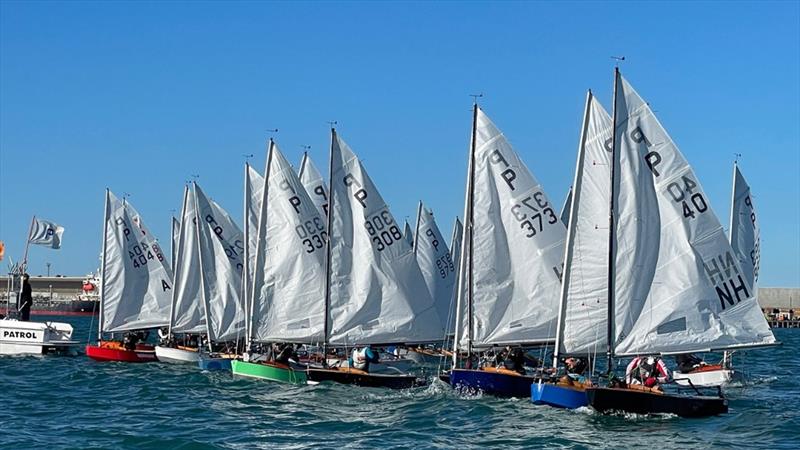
{"left": 350, "top": 346, "right": 380, "bottom": 372}
{"left": 18, "top": 273, "right": 32, "bottom": 321}
{"left": 625, "top": 356, "right": 671, "bottom": 388}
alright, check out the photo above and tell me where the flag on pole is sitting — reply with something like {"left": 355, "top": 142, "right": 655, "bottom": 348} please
{"left": 28, "top": 218, "right": 64, "bottom": 249}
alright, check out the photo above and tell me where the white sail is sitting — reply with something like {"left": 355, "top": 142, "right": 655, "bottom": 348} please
{"left": 250, "top": 142, "right": 327, "bottom": 343}
{"left": 404, "top": 220, "right": 414, "bottom": 247}
{"left": 193, "top": 183, "right": 246, "bottom": 343}
{"left": 460, "top": 107, "right": 566, "bottom": 348}
{"left": 243, "top": 164, "right": 264, "bottom": 339}
{"left": 170, "top": 186, "right": 206, "bottom": 335}
{"left": 611, "top": 73, "right": 775, "bottom": 356}
{"left": 560, "top": 187, "right": 573, "bottom": 226}
{"left": 299, "top": 153, "right": 329, "bottom": 218}
{"left": 101, "top": 190, "right": 173, "bottom": 333}
{"left": 556, "top": 93, "right": 612, "bottom": 357}
{"left": 328, "top": 131, "right": 443, "bottom": 345}
{"left": 414, "top": 203, "right": 456, "bottom": 334}
{"left": 448, "top": 217, "right": 464, "bottom": 335}
{"left": 730, "top": 164, "right": 759, "bottom": 289}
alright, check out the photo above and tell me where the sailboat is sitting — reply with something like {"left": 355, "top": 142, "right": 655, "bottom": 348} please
{"left": 585, "top": 69, "right": 775, "bottom": 417}
{"left": 86, "top": 190, "right": 173, "bottom": 362}
{"left": 532, "top": 91, "right": 612, "bottom": 409}
{"left": 304, "top": 128, "right": 443, "bottom": 389}
{"left": 447, "top": 104, "right": 567, "bottom": 398}
{"left": 402, "top": 202, "right": 457, "bottom": 364}
{"left": 673, "top": 162, "right": 774, "bottom": 387}
{"left": 232, "top": 140, "right": 325, "bottom": 384}
{"left": 156, "top": 183, "right": 247, "bottom": 370}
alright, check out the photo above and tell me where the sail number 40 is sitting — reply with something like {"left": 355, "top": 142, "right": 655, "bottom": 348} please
{"left": 510, "top": 192, "right": 558, "bottom": 238}
{"left": 666, "top": 175, "right": 708, "bottom": 219}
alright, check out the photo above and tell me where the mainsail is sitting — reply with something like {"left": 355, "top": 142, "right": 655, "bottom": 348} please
{"left": 101, "top": 190, "right": 173, "bottom": 333}
{"left": 413, "top": 202, "right": 456, "bottom": 334}
{"left": 555, "top": 92, "right": 612, "bottom": 358}
{"left": 404, "top": 220, "right": 414, "bottom": 247}
{"left": 611, "top": 72, "right": 775, "bottom": 356}
{"left": 243, "top": 164, "right": 264, "bottom": 339}
{"left": 730, "top": 163, "right": 760, "bottom": 289}
{"left": 193, "top": 183, "right": 246, "bottom": 343}
{"left": 250, "top": 142, "right": 326, "bottom": 344}
{"left": 171, "top": 216, "right": 180, "bottom": 272}
{"left": 327, "top": 130, "right": 443, "bottom": 345}
{"left": 560, "top": 187, "right": 573, "bottom": 226}
{"left": 170, "top": 186, "right": 205, "bottom": 335}
{"left": 457, "top": 106, "right": 566, "bottom": 349}
{"left": 298, "top": 153, "right": 329, "bottom": 218}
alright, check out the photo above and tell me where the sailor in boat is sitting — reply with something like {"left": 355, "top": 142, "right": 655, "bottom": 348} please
{"left": 350, "top": 346, "right": 380, "bottom": 372}
{"left": 675, "top": 353, "right": 705, "bottom": 373}
{"left": 122, "top": 331, "right": 148, "bottom": 351}
{"left": 268, "top": 343, "right": 297, "bottom": 364}
{"left": 501, "top": 347, "right": 526, "bottom": 375}
{"left": 560, "top": 357, "right": 590, "bottom": 386}
{"left": 626, "top": 356, "right": 671, "bottom": 390}
{"left": 18, "top": 274, "right": 32, "bottom": 322}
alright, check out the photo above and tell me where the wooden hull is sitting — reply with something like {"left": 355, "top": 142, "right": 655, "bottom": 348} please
{"left": 586, "top": 387, "right": 728, "bottom": 418}
{"left": 86, "top": 341, "right": 157, "bottom": 363}
{"left": 449, "top": 368, "right": 535, "bottom": 398}
{"left": 155, "top": 345, "right": 200, "bottom": 364}
{"left": 232, "top": 360, "right": 308, "bottom": 384}
{"left": 531, "top": 382, "right": 589, "bottom": 409}
{"left": 306, "top": 367, "right": 424, "bottom": 389}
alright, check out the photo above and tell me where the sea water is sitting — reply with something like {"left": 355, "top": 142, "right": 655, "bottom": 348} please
{"left": 1, "top": 317, "right": 797, "bottom": 449}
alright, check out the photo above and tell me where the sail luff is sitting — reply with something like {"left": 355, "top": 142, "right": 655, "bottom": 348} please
{"left": 98, "top": 189, "right": 110, "bottom": 338}
{"left": 553, "top": 90, "right": 594, "bottom": 367}
{"left": 168, "top": 186, "right": 189, "bottom": 336}
{"left": 192, "top": 182, "right": 215, "bottom": 351}
{"left": 607, "top": 68, "right": 620, "bottom": 372}
{"left": 323, "top": 130, "right": 336, "bottom": 345}
{"left": 413, "top": 201, "right": 423, "bottom": 254}
{"left": 242, "top": 164, "right": 251, "bottom": 342}
{"left": 247, "top": 140, "right": 274, "bottom": 348}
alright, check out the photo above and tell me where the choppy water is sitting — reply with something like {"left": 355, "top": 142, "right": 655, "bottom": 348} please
{"left": 1, "top": 317, "right": 798, "bottom": 449}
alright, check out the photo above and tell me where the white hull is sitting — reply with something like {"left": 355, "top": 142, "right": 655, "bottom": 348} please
{"left": 155, "top": 345, "right": 200, "bottom": 364}
{"left": 674, "top": 368, "right": 737, "bottom": 387}
{"left": 325, "top": 355, "right": 417, "bottom": 374}
{"left": 0, "top": 319, "right": 79, "bottom": 356}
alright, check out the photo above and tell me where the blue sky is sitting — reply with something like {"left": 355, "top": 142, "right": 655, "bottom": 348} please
{"left": 1, "top": 1, "right": 798, "bottom": 287}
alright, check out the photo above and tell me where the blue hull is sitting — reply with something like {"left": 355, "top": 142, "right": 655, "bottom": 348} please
{"left": 198, "top": 356, "right": 232, "bottom": 371}
{"left": 531, "top": 382, "right": 589, "bottom": 409}
{"left": 449, "top": 369, "right": 534, "bottom": 398}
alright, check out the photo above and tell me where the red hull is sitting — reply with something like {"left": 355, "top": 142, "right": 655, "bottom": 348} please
{"left": 86, "top": 343, "right": 157, "bottom": 363}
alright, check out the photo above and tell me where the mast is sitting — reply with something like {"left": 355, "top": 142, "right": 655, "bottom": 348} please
{"left": 606, "top": 68, "right": 620, "bottom": 373}
{"left": 242, "top": 164, "right": 251, "bottom": 342}
{"left": 168, "top": 186, "right": 189, "bottom": 337}
{"left": 323, "top": 129, "right": 337, "bottom": 346}
{"left": 466, "top": 103, "right": 478, "bottom": 360}
{"left": 412, "top": 201, "right": 423, "bottom": 254}
{"left": 299, "top": 151, "right": 308, "bottom": 180}
{"left": 247, "top": 139, "right": 274, "bottom": 350}
{"left": 98, "top": 190, "right": 110, "bottom": 342}
{"left": 192, "top": 182, "right": 214, "bottom": 353}
{"left": 553, "top": 90, "right": 594, "bottom": 368}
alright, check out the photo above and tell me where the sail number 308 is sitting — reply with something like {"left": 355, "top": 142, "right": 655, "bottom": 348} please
{"left": 365, "top": 211, "right": 403, "bottom": 252}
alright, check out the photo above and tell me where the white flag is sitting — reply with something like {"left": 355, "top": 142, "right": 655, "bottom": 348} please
{"left": 28, "top": 218, "right": 64, "bottom": 249}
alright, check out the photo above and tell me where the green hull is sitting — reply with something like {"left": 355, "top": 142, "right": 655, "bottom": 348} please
{"left": 231, "top": 360, "right": 308, "bottom": 385}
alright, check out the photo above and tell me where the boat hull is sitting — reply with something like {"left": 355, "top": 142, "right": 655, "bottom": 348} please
{"left": 86, "top": 342, "right": 157, "bottom": 363}
{"left": 232, "top": 360, "right": 308, "bottom": 384}
{"left": 155, "top": 345, "right": 200, "bottom": 364}
{"left": 307, "top": 367, "right": 424, "bottom": 389}
{"left": 0, "top": 319, "right": 79, "bottom": 356}
{"left": 449, "top": 368, "right": 535, "bottom": 398}
{"left": 586, "top": 387, "right": 728, "bottom": 418}
{"left": 674, "top": 366, "right": 737, "bottom": 387}
{"left": 198, "top": 355, "right": 233, "bottom": 371}
{"left": 531, "top": 382, "right": 589, "bottom": 409}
